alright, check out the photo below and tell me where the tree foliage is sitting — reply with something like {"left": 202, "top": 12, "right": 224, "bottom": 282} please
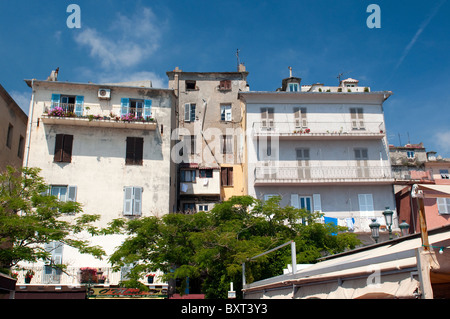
{"left": 0, "top": 166, "right": 105, "bottom": 273}
{"left": 105, "top": 195, "right": 361, "bottom": 298}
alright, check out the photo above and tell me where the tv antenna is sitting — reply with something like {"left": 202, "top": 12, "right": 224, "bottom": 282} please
{"left": 337, "top": 71, "right": 352, "bottom": 83}
{"left": 236, "top": 49, "right": 240, "bottom": 70}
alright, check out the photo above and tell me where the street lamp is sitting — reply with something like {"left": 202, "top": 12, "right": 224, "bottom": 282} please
{"left": 383, "top": 207, "right": 394, "bottom": 240}
{"left": 399, "top": 220, "right": 410, "bottom": 236}
{"left": 369, "top": 218, "right": 380, "bottom": 243}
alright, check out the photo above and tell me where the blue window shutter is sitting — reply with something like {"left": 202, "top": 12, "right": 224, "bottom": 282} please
{"left": 133, "top": 187, "right": 142, "bottom": 216}
{"left": 51, "top": 94, "right": 60, "bottom": 110}
{"left": 144, "top": 100, "right": 152, "bottom": 119}
{"left": 121, "top": 98, "right": 130, "bottom": 117}
{"left": 123, "top": 187, "right": 133, "bottom": 216}
{"left": 75, "top": 96, "right": 84, "bottom": 116}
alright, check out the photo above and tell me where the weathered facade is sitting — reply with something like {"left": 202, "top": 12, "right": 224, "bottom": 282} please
{"left": 241, "top": 75, "right": 397, "bottom": 232}
{"left": 19, "top": 77, "right": 176, "bottom": 285}
{"left": 167, "top": 66, "right": 249, "bottom": 212}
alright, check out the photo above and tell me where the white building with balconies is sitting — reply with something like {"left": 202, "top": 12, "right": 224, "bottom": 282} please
{"left": 240, "top": 74, "right": 397, "bottom": 233}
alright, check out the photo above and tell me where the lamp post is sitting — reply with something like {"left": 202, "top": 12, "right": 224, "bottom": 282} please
{"left": 399, "top": 220, "right": 410, "bottom": 237}
{"left": 369, "top": 218, "right": 380, "bottom": 243}
{"left": 383, "top": 207, "right": 394, "bottom": 240}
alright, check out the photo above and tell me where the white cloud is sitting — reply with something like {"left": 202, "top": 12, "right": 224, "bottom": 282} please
{"left": 74, "top": 7, "right": 161, "bottom": 69}
{"left": 10, "top": 90, "right": 31, "bottom": 114}
{"left": 435, "top": 130, "right": 450, "bottom": 155}
{"left": 98, "top": 71, "right": 167, "bottom": 89}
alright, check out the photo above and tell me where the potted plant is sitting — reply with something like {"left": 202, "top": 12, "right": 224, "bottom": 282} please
{"left": 25, "top": 270, "right": 35, "bottom": 284}
{"left": 80, "top": 267, "right": 98, "bottom": 283}
{"left": 98, "top": 275, "right": 106, "bottom": 284}
{"left": 10, "top": 272, "right": 18, "bottom": 280}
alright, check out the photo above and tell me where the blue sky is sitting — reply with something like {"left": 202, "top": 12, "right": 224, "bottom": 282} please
{"left": 1, "top": 0, "right": 449, "bottom": 156}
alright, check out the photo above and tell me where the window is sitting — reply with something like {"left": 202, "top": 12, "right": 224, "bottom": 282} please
{"left": 199, "top": 169, "right": 213, "bottom": 178}
{"left": 183, "top": 203, "right": 196, "bottom": 212}
{"left": 261, "top": 108, "right": 274, "bottom": 129}
{"left": 293, "top": 107, "right": 307, "bottom": 128}
{"left": 121, "top": 98, "right": 152, "bottom": 118}
{"left": 288, "top": 83, "right": 299, "bottom": 92}
{"left": 350, "top": 108, "right": 365, "bottom": 130}
{"left": 50, "top": 185, "right": 77, "bottom": 202}
{"left": 126, "top": 137, "right": 143, "bottom": 165}
{"left": 221, "top": 167, "right": 233, "bottom": 186}
{"left": 54, "top": 134, "right": 74, "bottom": 163}
{"left": 407, "top": 151, "right": 415, "bottom": 159}
{"left": 44, "top": 241, "right": 63, "bottom": 282}
{"left": 264, "top": 194, "right": 277, "bottom": 201}
{"left": 51, "top": 94, "right": 84, "bottom": 116}
{"left": 440, "top": 169, "right": 449, "bottom": 179}
{"left": 221, "top": 135, "right": 233, "bottom": 154}
{"left": 183, "top": 135, "right": 196, "bottom": 155}
{"left": 354, "top": 148, "right": 368, "bottom": 160}
{"left": 437, "top": 198, "right": 450, "bottom": 215}
{"left": 186, "top": 80, "right": 196, "bottom": 90}
{"left": 220, "top": 105, "right": 232, "bottom": 121}
{"left": 296, "top": 148, "right": 310, "bottom": 160}
{"left": 6, "top": 123, "right": 13, "bottom": 149}
{"left": 123, "top": 187, "right": 143, "bottom": 216}
{"left": 358, "top": 194, "right": 374, "bottom": 216}
{"left": 17, "top": 135, "right": 24, "bottom": 158}
{"left": 184, "top": 103, "right": 196, "bottom": 122}
{"left": 219, "top": 80, "right": 231, "bottom": 91}
{"left": 198, "top": 204, "right": 209, "bottom": 211}
{"left": 181, "top": 170, "right": 196, "bottom": 182}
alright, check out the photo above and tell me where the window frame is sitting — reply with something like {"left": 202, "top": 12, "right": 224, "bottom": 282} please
{"left": 125, "top": 137, "right": 144, "bottom": 165}
{"left": 221, "top": 167, "right": 233, "bottom": 186}
{"left": 437, "top": 198, "right": 450, "bottom": 215}
{"left": 54, "top": 134, "right": 74, "bottom": 163}
{"left": 439, "top": 169, "right": 449, "bottom": 179}
{"left": 6, "top": 123, "right": 13, "bottom": 149}
{"left": 181, "top": 169, "right": 196, "bottom": 183}
{"left": 221, "top": 135, "right": 233, "bottom": 154}
{"left": 123, "top": 186, "right": 143, "bottom": 216}
{"left": 199, "top": 169, "right": 213, "bottom": 178}
{"left": 220, "top": 104, "right": 232, "bottom": 122}
{"left": 184, "top": 103, "right": 196, "bottom": 122}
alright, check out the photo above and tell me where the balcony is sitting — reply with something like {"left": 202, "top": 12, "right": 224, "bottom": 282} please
{"left": 254, "top": 165, "right": 393, "bottom": 185}
{"left": 41, "top": 103, "right": 157, "bottom": 131}
{"left": 12, "top": 266, "right": 165, "bottom": 286}
{"left": 252, "top": 121, "right": 385, "bottom": 140}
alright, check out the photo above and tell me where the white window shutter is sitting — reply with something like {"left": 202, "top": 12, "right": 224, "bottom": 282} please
{"left": 67, "top": 186, "right": 77, "bottom": 202}
{"left": 123, "top": 187, "right": 133, "bottom": 216}
{"left": 133, "top": 187, "right": 142, "bottom": 216}
{"left": 291, "top": 194, "right": 299, "bottom": 209}
{"left": 185, "top": 104, "right": 191, "bottom": 121}
{"left": 313, "top": 194, "right": 322, "bottom": 213}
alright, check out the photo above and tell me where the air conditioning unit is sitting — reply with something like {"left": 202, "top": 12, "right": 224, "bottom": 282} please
{"left": 98, "top": 88, "right": 111, "bottom": 99}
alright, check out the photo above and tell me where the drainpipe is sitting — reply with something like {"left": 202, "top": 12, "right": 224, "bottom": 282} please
{"left": 24, "top": 79, "right": 35, "bottom": 168}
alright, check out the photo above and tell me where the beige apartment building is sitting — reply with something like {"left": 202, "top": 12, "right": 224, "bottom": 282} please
{"left": 241, "top": 74, "right": 397, "bottom": 233}
{"left": 0, "top": 83, "right": 28, "bottom": 170}
{"left": 167, "top": 65, "right": 249, "bottom": 212}
{"left": 17, "top": 75, "right": 176, "bottom": 287}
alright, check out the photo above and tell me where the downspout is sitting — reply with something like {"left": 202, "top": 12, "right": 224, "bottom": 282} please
{"left": 24, "top": 79, "right": 35, "bottom": 168}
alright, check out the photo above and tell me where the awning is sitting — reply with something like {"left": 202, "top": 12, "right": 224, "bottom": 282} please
{"left": 417, "top": 184, "right": 450, "bottom": 198}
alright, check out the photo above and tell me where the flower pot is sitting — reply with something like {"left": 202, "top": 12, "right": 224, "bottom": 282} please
{"left": 25, "top": 277, "right": 31, "bottom": 284}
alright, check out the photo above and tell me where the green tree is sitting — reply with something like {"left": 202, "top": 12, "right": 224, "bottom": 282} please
{"left": 105, "top": 195, "right": 360, "bottom": 298}
{"left": 0, "top": 166, "right": 105, "bottom": 274}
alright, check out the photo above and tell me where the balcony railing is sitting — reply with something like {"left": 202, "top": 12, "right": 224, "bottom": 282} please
{"left": 12, "top": 266, "right": 164, "bottom": 286}
{"left": 252, "top": 121, "right": 385, "bottom": 140}
{"left": 254, "top": 165, "right": 393, "bottom": 185}
{"left": 41, "top": 103, "right": 157, "bottom": 130}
